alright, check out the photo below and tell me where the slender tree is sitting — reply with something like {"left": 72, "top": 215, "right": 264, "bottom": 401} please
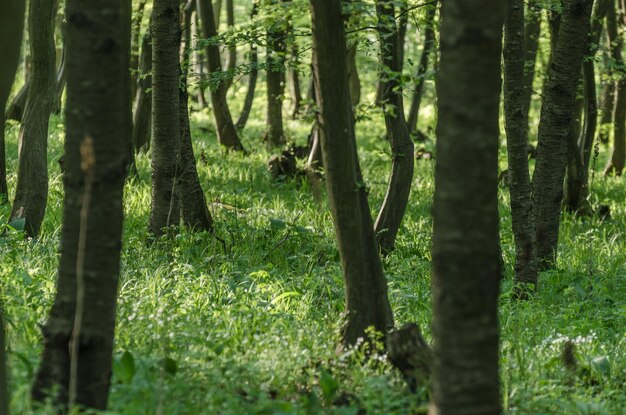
{"left": 222, "top": 0, "right": 237, "bottom": 91}
{"left": 0, "top": 1, "right": 26, "bottom": 409}
{"left": 197, "top": 0, "right": 246, "bottom": 151}
{"left": 9, "top": 0, "right": 58, "bottom": 237}
{"left": 521, "top": 0, "right": 542, "bottom": 124}
{"left": 31, "top": 0, "right": 131, "bottom": 408}
{"left": 132, "top": 31, "right": 152, "bottom": 153}
{"left": 130, "top": 0, "right": 148, "bottom": 100}
{"left": 373, "top": 0, "right": 414, "bottom": 255}
{"left": 532, "top": 0, "right": 593, "bottom": 270}
{"left": 236, "top": 2, "right": 259, "bottom": 130}
{"left": 504, "top": 0, "right": 538, "bottom": 288}
{"left": 265, "top": 0, "right": 288, "bottom": 148}
{"left": 431, "top": 0, "right": 504, "bottom": 412}
{"left": 288, "top": 41, "right": 303, "bottom": 119}
{"left": 310, "top": 0, "right": 393, "bottom": 347}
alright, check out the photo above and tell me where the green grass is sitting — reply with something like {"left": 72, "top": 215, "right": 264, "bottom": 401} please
{"left": 1, "top": 73, "right": 625, "bottom": 414}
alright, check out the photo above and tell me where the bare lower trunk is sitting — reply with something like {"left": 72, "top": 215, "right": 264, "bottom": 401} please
{"left": 265, "top": 5, "right": 288, "bottom": 149}
{"left": 346, "top": 44, "right": 361, "bottom": 107}
{"left": 288, "top": 42, "right": 303, "bottom": 119}
{"left": 235, "top": 42, "right": 258, "bottom": 130}
{"left": 521, "top": 0, "right": 542, "bottom": 123}
{"left": 10, "top": 0, "right": 58, "bottom": 237}
{"left": 532, "top": 0, "right": 593, "bottom": 270}
{"left": 563, "top": 87, "right": 586, "bottom": 212}
{"left": 31, "top": 0, "right": 131, "bottom": 408}
{"left": 5, "top": 80, "right": 28, "bottom": 122}
{"left": 130, "top": 0, "right": 147, "bottom": 100}
{"left": 132, "top": 32, "right": 152, "bottom": 153}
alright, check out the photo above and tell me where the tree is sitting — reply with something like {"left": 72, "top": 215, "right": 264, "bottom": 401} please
{"left": 532, "top": 0, "right": 593, "bottom": 270}
{"left": 309, "top": 0, "right": 393, "bottom": 347}
{"left": 31, "top": 0, "right": 131, "bottom": 409}
{"left": 0, "top": 0, "right": 26, "bottom": 408}
{"left": 197, "top": 0, "right": 246, "bottom": 151}
{"left": 236, "top": 2, "right": 259, "bottom": 130}
{"left": 9, "top": 0, "right": 58, "bottom": 237}
{"left": 504, "top": 0, "right": 538, "bottom": 288}
{"left": 521, "top": 0, "right": 542, "bottom": 124}
{"left": 149, "top": 0, "right": 181, "bottom": 236}
{"left": 132, "top": 31, "right": 152, "bottom": 153}
{"left": 265, "top": 0, "right": 288, "bottom": 148}
{"left": 431, "top": 0, "right": 504, "bottom": 413}
{"left": 373, "top": 0, "right": 414, "bottom": 255}
{"left": 130, "top": 0, "right": 148, "bottom": 100}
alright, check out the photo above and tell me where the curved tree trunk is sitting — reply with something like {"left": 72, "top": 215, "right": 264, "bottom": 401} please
{"left": 5, "top": 80, "right": 28, "bottom": 122}
{"left": 150, "top": 0, "right": 181, "bottom": 236}
{"left": 10, "top": 0, "right": 58, "bottom": 237}
{"left": 133, "top": 31, "right": 152, "bottom": 153}
{"left": 0, "top": 0, "right": 26, "bottom": 408}
{"left": 265, "top": 1, "right": 288, "bottom": 149}
{"left": 532, "top": 0, "right": 593, "bottom": 271}
{"left": 235, "top": 3, "right": 259, "bottom": 130}
{"left": 432, "top": 0, "right": 504, "bottom": 413}
{"left": 406, "top": 4, "right": 436, "bottom": 135}
{"left": 521, "top": 0, "right": 542, "bottom": 125}
{"left": 310, "top": 0, "right": 393, "bottom": 348}
{"left": 197, "top": 0, "right": 246, "bottom": 151}
{"left": 373, "top": 0, "right": 414, "bottom": 255}
{"left": 504, "top": 0, "right": 538, "bottom": 288}
{"left": 31, "top": 0, "right": 131, "bottom": 409}
{"left": 130, "top": 0, "right": 147, "bottom": 101}
{"left": 180, "top": 0, "right": 213, "bottom": 232}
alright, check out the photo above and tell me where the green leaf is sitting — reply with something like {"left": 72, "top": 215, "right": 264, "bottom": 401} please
{"left": 113, "top": 351, "right": 136, "bottom": 384}
{"left": 8, "top": 217, "right": 25, "bottom": 231}
{"left": 591, "top": 355, "right": 610, "bottom": 375}
{"left": 161, "top": 356, "right": 178, "bottom": 376}
{"left": 319, "top": 370, "right": 338, "bottom": 402}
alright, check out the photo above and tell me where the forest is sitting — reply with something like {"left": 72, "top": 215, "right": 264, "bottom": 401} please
{"left": 0, "top": 0, "right": 624, "bottom": 413}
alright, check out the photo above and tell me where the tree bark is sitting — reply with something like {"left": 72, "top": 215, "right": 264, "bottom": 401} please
{"left": 406, "top": 4, "right": 436, "bottom": 135}
{"left": 5, "top": 80, "right": 28, "bottom": 122}
{"left": 503, "top": 0, "right": 538, "bottom": 288}
{"left": 213, "top": 0, "right": 222, "bottom": 27}
{"left": 0, "top": 0, "right": 26, "bottom": 408}
{"left": 288, "top": 41, "right": 302, "bottom": 119}
{"left": 132, "top": 31, "right": 152, "bottom": 153}
{"left": 149, "top": 0, "right": 182, "bottom": 236}
{"left": 197, "top": 0, "right": 246, "bottom": 151}
{"left": 265, "top": 1, "right": 288, "bottom": 149}
{"left": 31, "top": 0, "right": 131, "bottom": 408}
{"left": 373, "top": 0, "right": 414, "bottom": 255}
{"left": 563, "top": 86, "right": 586, "bottom": 211}
{"left": 192, "top": 11, "right": 208, "bottom": 108}
{"left": 532, "top": 0, "right": 593, "bottom": 271}
{"left": 222, "top": 0, "right": 236, "bottom": 91}
{"left": 598, "top": 77, "right": 615, "bottom": 144}
{"left": 431, "top": 1, "right": 504, "bottom": 413}
{"left": 9, "top": 0, "right": 58, "bottom": 237}
{"left": 346, "top": 44, "right": 361, "bottom": 107}
{"left": 130, "top": 0, "right": 147, "bottom": 101}
{"left": 521, "top": 0, "right": 542, "bottom": 124}
{"left": 310, "top": 0, "right": 393, "bottom": 348}
{"left": 235, "top": 3, "right": 259, "bottom": 130}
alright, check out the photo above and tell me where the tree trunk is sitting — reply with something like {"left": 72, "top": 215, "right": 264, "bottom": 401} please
{"left": 431, "top": 1, "right": 504, "bottom": 413}
{"left": 150, "top": 0, "right": 182, "bottom": 236}
{"left": 604, "top": 0, "right": 625, "bottom": 175}
{"left": 503, "top": 0, "right": 538, "bottom": 289}
{"left": 346, "top": 44, "right": 361, "bottom": 107}
{"left": 133, "top": 31, "right": 152, "bottom": 153}
{"left": 197, "top": 0, "right": 246, "bottom": 151}
{"left": 192, "top": 11, "right": 208, "bottom": 108}
{"left": 265, "top": 2, "right": 288, "bottom": 149}
{"left": 179, "top": 0, "right": 213, "bottom": 232}
{"left": 406, "top": 4, "right": 436, "bottom": 135}
{"left": 5, "top": 80, "right": 28, "bottom": 122}
{"left": 310, "top": 0, "right": 393, "bottom": 348}
{"left": 598, "top": 77, "right": 615, "bottom": 144}
{"left": 130, "top": 0, "right": 147, "bottom": 101}
{"left": 288, "top": 41, "right": 302, "bottom": 119}
{"left": 373, "top": 0, "right": 414, "bottom": 255}
{"left": 521, "top": 0, "right": 542, "bottom": 124}
{"left": 0, "top": 0, "right": 26, "bottom": 408}
{"left": 9, "top": 0, "right": 58, "bottom": 237}
{"left": 31, "top": 0, "right": 131, "bottom": 409}
{"left": 222, "top": 0, "right": 236, "bottom": 91}
{"left": 532, "top": 0, "right": 593, "bottom": 271}
{"left": 213, "top": 0, "right": 222, "bottom": 27}
{"left": 563, "top": 86, "right": 585, "bottom": 211}
{"left": 235, "top": 3, "right": 259, "bottom": 131}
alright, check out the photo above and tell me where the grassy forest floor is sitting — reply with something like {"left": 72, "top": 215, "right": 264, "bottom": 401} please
{"left": 1, "top": 81, "right": 626, "bottom": 414}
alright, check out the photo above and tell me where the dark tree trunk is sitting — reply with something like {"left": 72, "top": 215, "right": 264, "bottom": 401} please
{"left": 5, "top": 80, "right": 28, "bottom": 122}
{"left": 373, "top": 0, "right": 414, "bottom": 255}
{"left": 192, "top": 11, "right": 208, "bottom": 108}
{"left": 346, "top": 44, "right": 361, "bottom": 107}
{"left": 0, "top": 1, "right": 26, "bottom": 408}
{"left": 31, "top": 0, "right": 131, "bottom": 409}
{"left": 265, "top": 1, "right": 288, "bottom": 149}
{"left": 179, "top": 0, "right": 213, "bottom": 232}
{"left": 503, "top": 0, "right": 538, "bottom": 288}
{"left": 406, "top": 4, "right": 436, "bottom": 134}
{"left": 130, "top": 0, "right": 147, "bottom": 101}
{"left": 310, "top": 0, "right": 393, "bottom": 348}
{"left": 521, "top": 0, "right": 542, "bottom": 124}
{"left": 149, "top": 0, "right": 182, "bottom": 236}
{"left": 235, "top": 3, "right": 258, "bottom": 130}
{"left": 563, "top": 86, "right": 585, "bottom": 211}
{"left": 10, "top": 0, "right": 58, "bottom": 237}
{"left": 197, "top": 0, "right": 246, "bottom": 151}
{"left": 532, "top": 0, "right": 593, "bottom": 271}
{"left": 288, "top": 41, "right": 303, "bottom": 119}
{"left": 132, "top": 31, "right": 152, "bottom": 153}
{"left": 222, "top": 0, "right": 236, "bottom": 91}
{"left": 431, "top": 1, "right": 504, "bottom": 413}
{"left": 604, "top": 0, "right": 625, "bottom": 175}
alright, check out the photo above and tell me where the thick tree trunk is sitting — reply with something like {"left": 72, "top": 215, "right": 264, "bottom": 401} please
{"left": 150, "top": 0, "right": 182, "bottom": 236}
{"left": 431, "top": 1, "right": 504, "bottom": 413}
{"left": 130, "top": 0, "right": 147, "bottom": 101}
{"left": 504, "top": 0, "right": 538, "bottom": 288}
{"left": 406, "top": 4, "right": 436, "bottom": 134}
{"left": 132, "top": 31, "right": 152, "bottom": 153}
{"left": 10, "top": 0, "right": 58, "bottom": 237}
{"left": 197, "top": 0, "right": 246, "bottom": 151}
{"left": 265, "top": 2, "right": 288, "bottom": 149}
{"left": 373, "top": 0, "right": 414, "bottom": 255}
{"left": 521, "top": 0, "right": 542, "bottom": 124}
{"left": 0, "top": 0, "right": 26, "bottom": 408}
{"left": 179, "top": 0, "right": 213, "bottom": 232}
{"left": 532, "top": 0, "right": 593, "bottom": 270}
{"left": 310, "top": 0, "right": 393, "bottom": 348}
{"left": 31, "top": 0, "right": 131, "bottom": 409}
